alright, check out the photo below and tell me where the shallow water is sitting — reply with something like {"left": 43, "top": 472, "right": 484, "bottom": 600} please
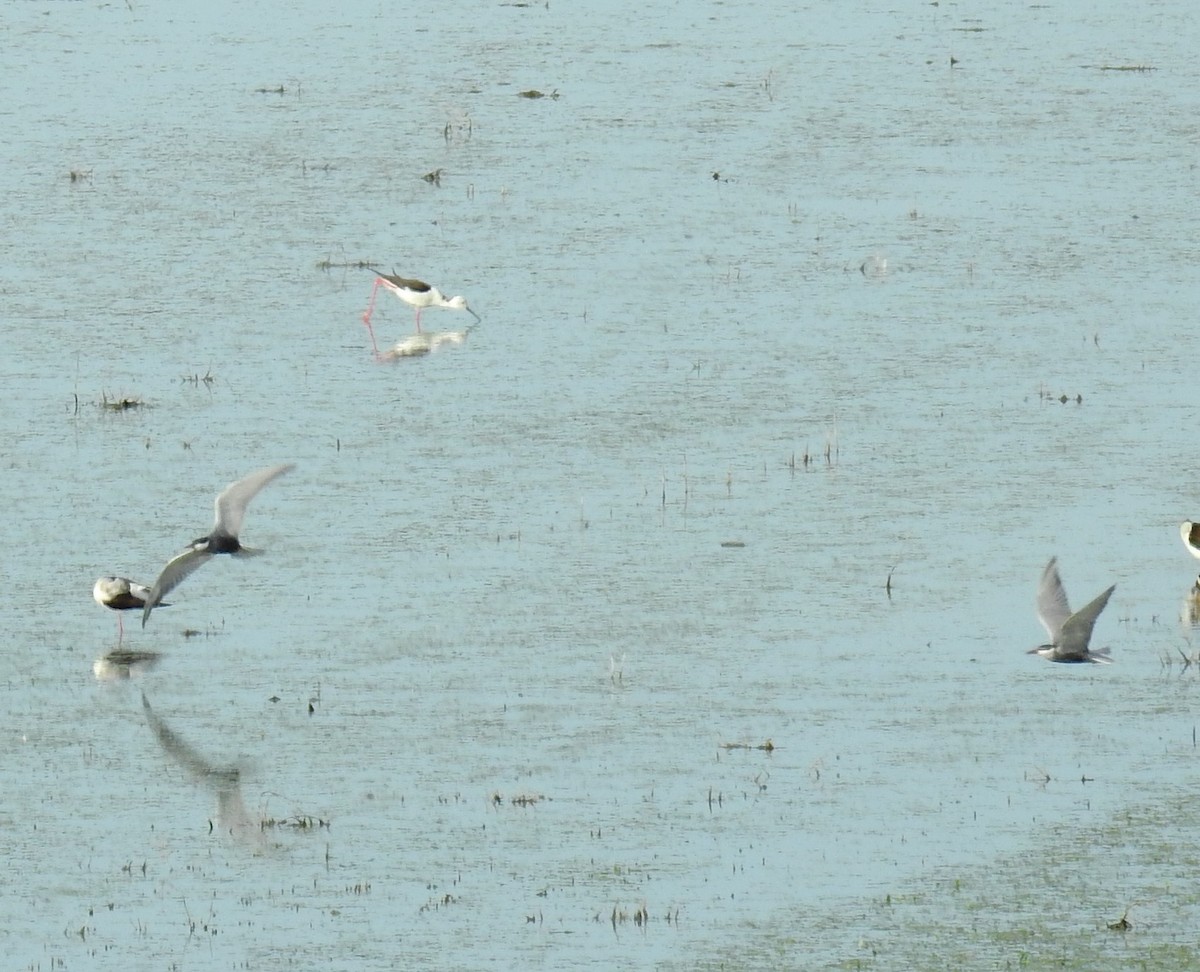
{"left": 4, "top": 0, "right": 1200, "bottom": 968}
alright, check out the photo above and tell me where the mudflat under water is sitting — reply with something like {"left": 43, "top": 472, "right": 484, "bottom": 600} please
{"left": 4, "top": 0, "right": 1200, "bottom": 969}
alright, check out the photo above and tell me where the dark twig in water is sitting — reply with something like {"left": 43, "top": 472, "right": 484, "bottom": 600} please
{"left": 100, "top": 393, "right": 146, "bottom": 411}
{"left": 316, "top": 256, "right": 375, "bottom": 272}
{"left": 719, "top": 740, "right": 775, "bottom": 752}
{"left": 182, "top": 621, "right": 226, "bottom": 639}
{"left": 260, "top": 815, "right": 330, "bottom": 831}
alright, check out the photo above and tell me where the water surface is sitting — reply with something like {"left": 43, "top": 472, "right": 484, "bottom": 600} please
{"left": 3, "top": 0, "right": 1200, "bottom": 968}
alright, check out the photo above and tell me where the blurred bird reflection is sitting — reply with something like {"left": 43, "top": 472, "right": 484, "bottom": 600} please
{"left": 141, "top": 693, "right": 266, "bottom": 851}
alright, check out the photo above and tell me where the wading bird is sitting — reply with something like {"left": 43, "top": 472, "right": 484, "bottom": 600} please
{"left": 93, "top": 576, "right": 167, "bottom": 643}
{"left": 1180, "top": 521, "right": 1200, "bottom": 589}
{"left": 361, "top": 270, "right": 479, "bottom": 345}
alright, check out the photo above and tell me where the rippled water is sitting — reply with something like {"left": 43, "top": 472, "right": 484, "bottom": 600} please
{"left": 4, "top": 0, "right": 1200, "bottom": 968}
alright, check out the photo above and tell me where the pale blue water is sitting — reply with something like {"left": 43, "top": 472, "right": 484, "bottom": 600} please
{"left": 3, "top": 0, "right": 1200, "bottom": 968}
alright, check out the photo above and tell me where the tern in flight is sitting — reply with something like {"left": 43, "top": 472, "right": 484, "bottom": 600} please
{"left": 1028, "top": 557, "right": 1115, "bottom": 664}
{"left": 141, "top": 464, "right": 294, "bottom": 627}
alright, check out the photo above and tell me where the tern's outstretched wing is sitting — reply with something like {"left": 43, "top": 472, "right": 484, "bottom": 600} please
{"left": 1058, "top": 584, "right": 1116, "bottom": 657}
{"left": 142, "top": 547, "right": 214, "bottom": 627}
{"left": 212, "top": 464, "right": 294, "bottom": 540}
{"left": 127, "top": 581, "right": 154, "bottom": 604}
{"left": 1035, "top": 557, "right": 1072, "bottom": 642}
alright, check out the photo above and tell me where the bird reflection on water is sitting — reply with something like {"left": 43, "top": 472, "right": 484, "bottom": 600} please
{"left": 1181, "top": 589, "right": 1200, "bottom": 629}
{"left": 92, "top": 649, "right": 162, "bottom": 681}
{"left": 141, "top": 693, "right": 266, "bottom": 850}
{"left": 375, "top": 328, "right": 473, "bottom": 361}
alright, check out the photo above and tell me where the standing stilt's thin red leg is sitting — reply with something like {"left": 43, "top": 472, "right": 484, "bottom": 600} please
{"left": 414, "top": 307, "right": 423, "bottom": 334}
{"left": 362, "top": 278, "right": 382, "bottom": 357}
{"left": 365, "top": 317, "right": 381, "bottom": 358}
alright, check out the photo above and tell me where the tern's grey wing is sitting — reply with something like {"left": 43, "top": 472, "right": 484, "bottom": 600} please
{"left": 212, "top": 463, "right": 294, "bottom": 540}
{"left": 1058, "top": 584, "right": 1116, "bottom": 656}
{"left": 1036, "top": 557, "right": 1072, "bottom": 642}
{"left": 128, "top": 581, "right": 154, "bottom": 602}
{"left": 142, "top": 547, "right": 214, "bottom": 627}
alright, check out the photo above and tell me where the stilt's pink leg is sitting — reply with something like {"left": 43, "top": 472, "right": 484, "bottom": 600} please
{"left": 362, "top": 278, "right": 382, "bottom": 357}
{"left": 362, "top": 277, "right": 381, "bottom": 326}
{"left": 414, "top": 307, "right": 423, "bottom": 334}
{"left": 364, "top": 319, "right": 381, "bottom": 359}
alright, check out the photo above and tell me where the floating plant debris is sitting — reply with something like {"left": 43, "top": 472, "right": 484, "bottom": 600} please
{"left": 719, "top": 739, "right": 775, "bottom": 752}
{"left": 100, "top": 393, "right": 146, "bottom": 411}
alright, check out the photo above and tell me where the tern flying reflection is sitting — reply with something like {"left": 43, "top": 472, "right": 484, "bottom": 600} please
{"left": 141, "top": 464, "right": 294, "bottom": 627}
{"left": 1028, "top": 557, "right": 1115, "bottom": 664}
{"left": 141, "top": 693, "right": 264, "bottom": 848}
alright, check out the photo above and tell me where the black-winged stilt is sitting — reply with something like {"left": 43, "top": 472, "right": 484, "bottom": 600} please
{"left": 93, "top": 576, "right": 168, "bottom": 642}
{"left": 361, "top": 270, "right": 479, "bottom": 350}
{"left": 1180, "top": 521, "right": 1200, "bottom": 589}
